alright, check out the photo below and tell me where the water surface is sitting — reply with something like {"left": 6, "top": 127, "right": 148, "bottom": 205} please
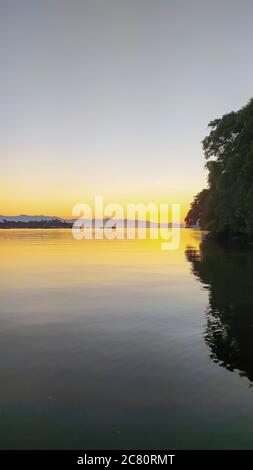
{"left": 0, "top": 228, "right": 253, "bottom": 449}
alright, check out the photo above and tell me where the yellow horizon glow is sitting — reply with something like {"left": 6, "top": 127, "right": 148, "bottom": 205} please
{"left": 0, "top": 165, "right": 201, "bottom": 222}
{"left": 0, "top": 193, "right": 192, "bottom": 222}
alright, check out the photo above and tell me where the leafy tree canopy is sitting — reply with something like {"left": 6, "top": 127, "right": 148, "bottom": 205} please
{"left": 185, "top": 98, "right": 253, "bottom": 235}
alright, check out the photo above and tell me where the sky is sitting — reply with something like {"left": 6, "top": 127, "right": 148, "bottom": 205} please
{"left": 1, "top": 0, "right": 253, "bottom": 221}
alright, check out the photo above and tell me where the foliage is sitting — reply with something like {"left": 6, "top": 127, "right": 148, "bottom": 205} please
{"left": 185, "top": 98, "right": 253, "bottom": 235}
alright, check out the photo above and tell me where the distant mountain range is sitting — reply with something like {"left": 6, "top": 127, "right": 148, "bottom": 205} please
{"left": 0, "top": 215, "right": 64, "bottom": 223}
{"left": 0, "top": 215, "right": 184, "bottom": 228}
{"left": 0, "top": 215, "right": 72, "bottom": 228}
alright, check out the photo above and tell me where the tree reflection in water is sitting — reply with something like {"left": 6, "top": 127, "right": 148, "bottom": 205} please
{"left": 185, "top": 237, "right": 253, "bottom": 383}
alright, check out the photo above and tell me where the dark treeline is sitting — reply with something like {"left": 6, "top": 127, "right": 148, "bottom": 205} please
{"left": 0, "top": 219, "right": 73, "bottom": 229}
{"left": 185, "top": 98, "right": 253, "bottom": 239}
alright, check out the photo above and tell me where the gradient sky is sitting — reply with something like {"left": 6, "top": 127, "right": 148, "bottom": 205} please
{"left": 1, "top": 0, "right": 253, "bottom": 220}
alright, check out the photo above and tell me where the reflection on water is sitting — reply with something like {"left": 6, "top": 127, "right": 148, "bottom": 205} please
{"left": 185, "top": 238, "right": 253, "bottom": 384}
{"left": 1, "top": 229, "right": 253, "bottom": 449}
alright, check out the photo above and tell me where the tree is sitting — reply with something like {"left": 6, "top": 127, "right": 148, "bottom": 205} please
{"left": 186, "top": 98, "right": 253, "bottom": 236}
{"left": 185, "top": 189, "right": 210, "bottom": 228}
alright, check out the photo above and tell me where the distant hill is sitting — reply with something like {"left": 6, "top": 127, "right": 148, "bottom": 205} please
{"left": 0, "top": 215, "right": 64, "bottom": 223}
{"left": 0, "top": 215, "right": 184, "bottom": 229}
{"left": 0, "top": 216, "right": 72, "bottom": 229}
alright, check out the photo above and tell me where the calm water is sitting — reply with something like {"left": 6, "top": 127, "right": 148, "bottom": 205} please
{"left": 1, "top": 228, "right": 253, "bottom": 449}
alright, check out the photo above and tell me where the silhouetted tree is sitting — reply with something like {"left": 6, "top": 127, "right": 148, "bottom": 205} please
{"left": 186, "top": 98, "right": 253, "bottom": 236}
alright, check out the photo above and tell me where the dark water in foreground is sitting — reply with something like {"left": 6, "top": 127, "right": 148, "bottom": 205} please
{"left": 1, "top": 229, "right": 253, "bottom": 449}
